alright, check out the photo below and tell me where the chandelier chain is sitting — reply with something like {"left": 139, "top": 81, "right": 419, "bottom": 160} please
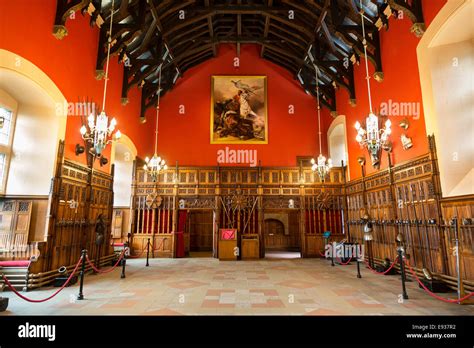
{"left": 314, "top": 65, "right": 323, "bottom": 155}
{"left": 102, "top": 0, "right": 115, "bottom": 112}
{"left": 154, "top": 64, "right": 163, "bottom": 154}
{"left": 360, "top": 0, "right": 373, "bottom": 114}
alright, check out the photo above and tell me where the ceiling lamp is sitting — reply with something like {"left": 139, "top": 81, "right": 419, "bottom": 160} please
{"left": 80, "top": 0, "right": 121, "bottom": 157}
{"left": 354, "top": 0, "right": 391, "bottom": 168}
{"left": 310, "top": 65, "right": 332, "bottom": 182}
{"left": 143, "top": 63, "right": 167, "bottom": 182}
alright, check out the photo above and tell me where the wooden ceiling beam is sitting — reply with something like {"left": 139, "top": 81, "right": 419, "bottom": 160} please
{"left": 180, "top": 52, "right": 214, "bottom": 72}
{"left": 53, "top": 0, "right": 90, "bottom": 39}
{"left": 388, "top": 0, "right": 425, "bottom": 37}
{"left": 237, "top": 0, "right": 242, "bottom": 56}
{"left": 264, "top": 53, "right": 299, "bottom": 73}
{"left": 205, "top": 0, "right": 217, "bottom": 56}
{"left": 79, "top": 0, "right": 396, "bottom": 118}
{"left": 163, "top": 43, "right": 214, "bottom": 71}
{"left": 260, "top": 0, "right": 273, "bottom": 57}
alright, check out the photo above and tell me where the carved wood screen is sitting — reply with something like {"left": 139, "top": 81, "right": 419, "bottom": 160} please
{"left": 132, "top": 163, "right": 345, "bottom": 259}
{"left": 130, "top": 167, "right": 176, "bottom": 257}
{"left": 131, "top": 135, "right": 472, "bottom": 286}
{"left": 219, "top": 191, "right": 258, "bottom": 233}
{"left": 32, "top": 141, "right": 115, "bottom": 273}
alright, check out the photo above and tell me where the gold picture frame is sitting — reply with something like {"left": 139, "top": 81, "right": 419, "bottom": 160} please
{"left": 211, "top": 75, "right": 268, "bottom": 144}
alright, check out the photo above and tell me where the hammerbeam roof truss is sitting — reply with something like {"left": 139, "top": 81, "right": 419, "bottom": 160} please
{"left": 53, "top": 0, "right": 426, "bottom": 119}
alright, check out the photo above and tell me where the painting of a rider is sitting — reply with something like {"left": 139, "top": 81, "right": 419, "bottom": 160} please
{"left": 211, "top": 76, "right": 267, "bottom": 144}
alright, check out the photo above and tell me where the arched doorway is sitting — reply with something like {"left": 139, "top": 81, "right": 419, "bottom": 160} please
{"left": 264, "top": 212, "right": 301, "bottom": 259}
{"left": 110, "top": 134, "right": 137, "bottom": 242}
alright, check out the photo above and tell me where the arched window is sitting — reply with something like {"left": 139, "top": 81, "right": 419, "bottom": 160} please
{"left": 418, "top": 0, "right": 474, "bottom": 197}
{"left": 113, "top": 141, "right": 135, "bottom": 207}
{"left": 0, "top": 90, "right": 18, "bottom": 193}
{"left": 110, "top": 135, "right": 137, "bottom": 240}
{"left": 0, "top": 50, "right": 67, "bottom": 196}
{"left": 327, "top": 115, "right": 349, "bottom": 177}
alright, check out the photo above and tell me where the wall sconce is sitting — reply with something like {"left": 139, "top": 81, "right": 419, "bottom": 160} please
{"left": 75, "top": 144, "right": 85, "bottom": 156}
{"left": 401, "top": 134, "right": 413, "bottom": 150}
{"left": 399, "top": 117, "right": 413, "bottom": 151}
{"left": 99, "top": 156, "right": 108, "bottom": 166}
{"left": 383, "top": 140, "right": 393, "bottom": 153}
{"left": 357, "top": 156, "right": 366, "bottom": 166}
{"left": 399, "top": 117, "right": 410, "bottom": 130}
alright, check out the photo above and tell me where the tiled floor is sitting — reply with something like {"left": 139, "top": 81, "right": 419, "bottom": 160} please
{"left": 1, "top": 257, "right": 473, "bottom": 316}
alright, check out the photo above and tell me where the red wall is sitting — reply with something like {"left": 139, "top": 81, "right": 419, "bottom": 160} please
{"left": 423, "top": 0, "right": 448, "bottom": 26}
{"left": 156, "top": 44, "right": 328, "bottom": 167}
{"left": 0, "top": 0, "right": 154, "bottom": 171}
{"left": 337, "top": 1, "right": 447, "bottom": 179}
{"left": 0, "top": 0, "right": 448, "bottom": 176}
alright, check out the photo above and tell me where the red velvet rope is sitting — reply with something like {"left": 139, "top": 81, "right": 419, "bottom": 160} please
{"left": 1, "top": 255, "right": 83, "bottom": 303}
{"left": 127, "top": 238, "right": 165, "bottom": 259}
{"left": 404, "top": 260, "right": 474, "bottom": 304}
{"left": 85, "top": 249, "right": 125, "bottom": 274}
{"left": 336, "top": 256, "right": 353, "bottom": 265}
{"left": 127, "top": 245, "right": 148, "bottom": 259}
{"left": 363, "top": 256, "right": 399, "bottom": 275}
{"left": 152, "top": 239, "right": 165, "bottom": 252}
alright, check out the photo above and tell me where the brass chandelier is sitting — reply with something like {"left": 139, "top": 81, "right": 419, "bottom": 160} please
{"left": 354, "top": 0, "right": 392, "bottom": 168}
{"left": 311, "top": 65, "right": 332, "bottom": 182}
{"left": 80, "top": 0, "right": 121, "bottom": 158}
{"left": 143, "top": 63, "right": 167, "bottom": 182}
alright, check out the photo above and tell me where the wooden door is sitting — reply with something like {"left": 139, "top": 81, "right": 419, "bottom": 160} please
{"left": 189, "top": 211, "right": 213, "bottom": 251}
{"left": 0, "top": 200, "right": 32, "bottom": 251}
{"left": 264, "top": 211, "right": 300, "bottom": 251}
{"left": 264, "top": 219, "right": 286, "bottom": 249}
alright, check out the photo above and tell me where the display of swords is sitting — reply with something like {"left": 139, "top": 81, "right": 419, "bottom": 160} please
{"left": 344, "top": 180, "right": 454, "bottom": 279}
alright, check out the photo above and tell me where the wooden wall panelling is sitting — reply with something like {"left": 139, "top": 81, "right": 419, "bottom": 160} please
{"left": 131, "top": 165, "right": 346, "bottom": 259}
{"left": 0, "top": 201, "right": 17, "bottom": 251}
{"left": 0, "top": 200, "right": 33, "bottom": 257}
{"left": 42, "top": 140, "right": 66, "bottom": 273}
{"left": 344, "top": 145, "right": 473, "bottom": 285}
{"left": 441, "top": 196, "right": 474, "bottom": 280}
{"left": 30, "top": 141, "right": 115, "bottom": 274}
{"left": 51, "top": 160, "right": 89, "bottom": 270}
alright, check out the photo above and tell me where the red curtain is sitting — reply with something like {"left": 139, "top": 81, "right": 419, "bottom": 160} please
{"left": 178, "top": 210, "right": 187, "bottom": 232}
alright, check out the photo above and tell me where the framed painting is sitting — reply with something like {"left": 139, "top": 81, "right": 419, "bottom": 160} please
{"left": 211, "top": 75, "right": 268, "bottom": 144}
